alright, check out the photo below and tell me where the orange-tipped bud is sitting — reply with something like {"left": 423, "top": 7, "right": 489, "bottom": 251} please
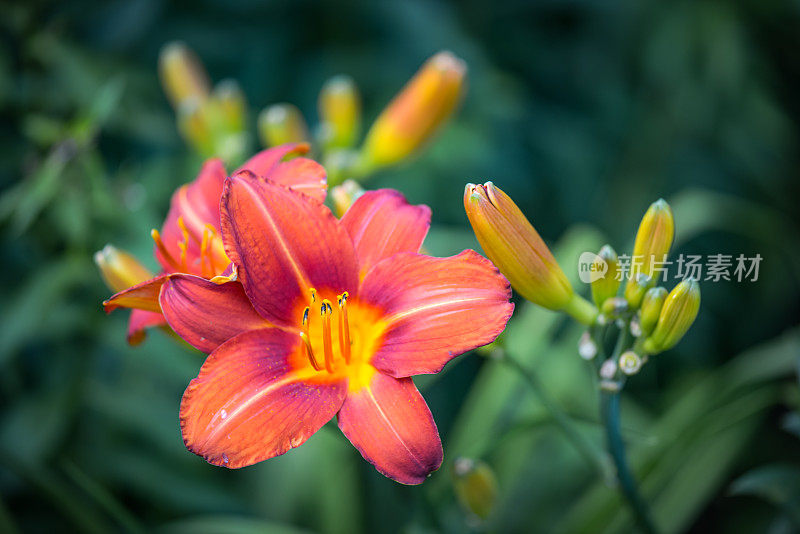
{"left": 94, "top": 245, "right": 153, "bottom": 293}
{"left": 464, "top": 182, "right": 576, "bottom": 312}
{"left": 330, "top": 179, "right": 365, "bottom": 218}
{"left": 258, "top": 103, "right": 309, "bottom": 148}
{"left": 158, "top": 42, "right": 210, "bottom": 108}
{"left": 633, "top": 199, "right": 674, "bottom": 278}
{"left": 318, "top": 75, "right": 361, "bottom": 150}
{"left": 361, "top": 51, "right": 466, "bottom": 169}
{"left": 453, "top": 458, "right": 498, "bottom": 521}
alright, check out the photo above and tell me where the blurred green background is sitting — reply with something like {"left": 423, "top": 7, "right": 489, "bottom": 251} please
{"left": 2, "top": 0, "right": 800, "bottom": 532}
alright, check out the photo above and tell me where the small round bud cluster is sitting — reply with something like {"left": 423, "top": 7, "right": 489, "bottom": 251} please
{"left": 619, "top": 351, "right": 643, "bottom": 375}
{"left": 578, "top": 331, "right": 598, "bottom": 360}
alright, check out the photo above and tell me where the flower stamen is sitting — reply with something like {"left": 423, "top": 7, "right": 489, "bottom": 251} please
{"left": 301, "top": 306, "right": 323, "bottom": 371}
{"left": 338, "top": 292, "right": 351, "bottom": 364}
{"left": 177, "top": 216, "right": 190, "bottom": 271}
{"left": 151, "top": 228, "right": 181, "bottom": 270}
{"left": 200, "top": 228, "right": 212, "bottom": 278}
{"left": 321, "top": 300, "right": 335, "bottom": 373}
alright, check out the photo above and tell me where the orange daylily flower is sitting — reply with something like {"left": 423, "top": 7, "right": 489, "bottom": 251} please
{"left": 158, "top": 174, "right": 513, "bottom": 483}
{"left": 103, "top": 143, "right": 326, "bottom": 344}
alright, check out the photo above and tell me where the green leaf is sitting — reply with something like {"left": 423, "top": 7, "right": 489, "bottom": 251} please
{"left": 158, "top": 516, "right": 313, "bottom": 534}
{"left": 730, "top": 464, "right": 800, "bottom": 527}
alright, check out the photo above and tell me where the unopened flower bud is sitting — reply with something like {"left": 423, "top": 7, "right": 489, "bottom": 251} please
{"left": 578, "top": 331, "right": 598, "bottom": 360}
{"left": 212, "top": 79, "right": 247, "bottom": 133}
{"left": 361, "top": 51, "right": 466, "bottom": 169}
{"left": 453, "top": 458, "right": 497, "bottom": 521}
{"left": 643, "top": 279, "right": 700, "bottom": 354}
{"left": 633, "top": 199, "right": 674, "bottom": 278}
{"left": 601, "top": 297, "right": 628, "bottom": 318}
{"left": 591, "top": 245, "right": 620, "bottom": 307}
{"left": 318, "top": 75, "right": 361, "bottom": 150}
{"left": 94, "top": 245, "right": 153, "bottom": 293}
{"left": 258, "top": 103, "right": 309, "bottom": 148}
{"left": 619, "top": 351, "right": 643, "bottom": 375}
{"left": 624, "top": 273, "right": 653, "bottom": 309}
{"left": 629, "top": 316, "right": 642, "bottom": 337}
{"left": 640, "top": 286, "right": 668, "bottom": 336}
{"left": 177, "top": 98, "right": 215, "bottom": 157}
{"left": 464, "top": 182, "right": 579, "bottom": 314}
{"left": 159, "top": 42, "right": 210, "bottom": 108}
{"left": 331, "top": 179, "right": 365, "bottom": 217}
{"left": 600, "top": 358, "right": 618, "bottom": 380}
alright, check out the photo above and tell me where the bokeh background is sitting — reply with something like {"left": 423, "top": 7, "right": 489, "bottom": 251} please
{"left": 2, "top": 0, "right": 800, "bottom": 532}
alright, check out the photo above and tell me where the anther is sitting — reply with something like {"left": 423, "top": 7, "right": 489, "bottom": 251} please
{"left": 321, "top": 300, "right": 334, "bottom": 373}
{"left": 338, "top": 292, "right": 351, "bottom": 364}
{"left": 309, "top": 288, "right": 317, "bottom": 303}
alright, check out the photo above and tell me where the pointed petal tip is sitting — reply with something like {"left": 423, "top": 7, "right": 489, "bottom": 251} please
{"left": 338, "top": 373, "right": 443, "bottom": 484}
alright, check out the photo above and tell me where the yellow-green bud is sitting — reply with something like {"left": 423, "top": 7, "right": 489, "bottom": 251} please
{"left": 464, "top": 182, "right": 574, "bottom": 311}
{"left": 94, "top": 245, "right": 153, "bottom": 293}
{"left": 639, "top": 286, "right": 668, "bottom": 336}
{"left": 361, "top": 51, "right": 466, "bottom": 169}
{"left": 330, "top": 179, "right": 365, "bottom": 217}
{"left": 624, "top": 273, "right": 653, "bottom": 310}
{"left": 176, "top": 97, "right": 215, "bottom": 158}
{"left": 591, "top": 245, "right": 620, "bottom": 307}
{"left": 158, "top": 42, "right": 210, "bottom": 108}
{"left": 601, "top": 296, "right": 628, "bottom": 318}
{"left": 642, "top": 279, "right": 700, "bottom": 354}
{"left": 619, "top": 350, "right": 643, "bottom": 375}
{"left": 453, "top": 458, "right": 497, "bottom": 521}
{"left": 258, "top": 103, "right": 309, "bottom": 148}
{"left": 318, "top": 75, "right": 361, "bottom": 150}
{"left": 212, "top": 79, "right": 247, "bottom": 133}
{"left": 633, "top": 199, "right": 674, "bottom": 278}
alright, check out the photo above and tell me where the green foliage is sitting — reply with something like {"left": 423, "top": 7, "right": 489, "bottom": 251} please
{"left": 1, "top": 0, "right": 799, "bottom": 533}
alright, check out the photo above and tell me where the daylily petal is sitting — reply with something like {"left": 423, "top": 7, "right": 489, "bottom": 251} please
{"left": 220, "top": 171, "right": 358, "bottom": 326}
{"left": 180, "top": 329, "right": 347, "bottom": 468}
{"left": 157, "top": 159, "right": 226, "bottom": 272}
{"left": 360, "top": 251, "right": 513, "bottom": 377}
{"left": 237, "top": 143, "right": 327, "bottom": 203}
{"left": 127, "top": 309, "right": 167, "bottom": 346}
{"left": 268, "top": 157, "right": 327, "bottom": 202}
{"left": 159, "top": 274, "right": 273, "bottom": 353}
{"left": 337, "top": 372, "right": 442, "bottom": 485}
{"left": 103, "top": 274, "right": 170, "bottom": 313}
{"left": 236, "top": 143, "right": 308, "bottom": 176}
{"left": 341, "top": 189, "right": 431, "bottom": 277}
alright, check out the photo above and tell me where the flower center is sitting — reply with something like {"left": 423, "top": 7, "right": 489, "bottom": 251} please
{"left": 151, "top": 216, "right": 229, "bottom": 277}
{"left": 299, "top": 288, "right": 353, "bottom": 373}
{"left": 291, "top": 287, "right": 385, "bottom": 391}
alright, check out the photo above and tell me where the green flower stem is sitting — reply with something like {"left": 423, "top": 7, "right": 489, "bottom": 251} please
{"left": 563, "top": 294, "right": 599, "bottom": 326}
{"left": 597, "top": 322, "right": 657, "bottom": 533}
{"left": 501, "top": 353, "right": 614, "bottom": 482}
{"left": 600, "top": 389, "right": 657, "bottom": 534}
